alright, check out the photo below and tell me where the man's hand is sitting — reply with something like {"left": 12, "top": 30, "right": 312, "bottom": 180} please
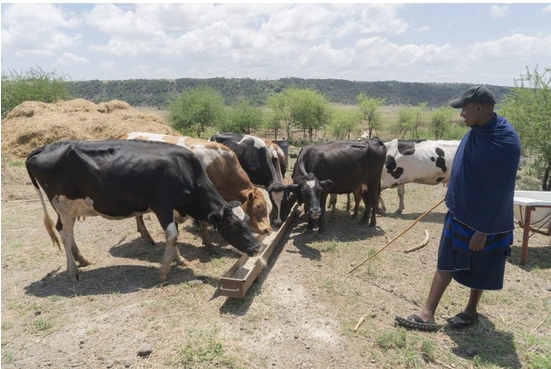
{"left": 469, "top": 232, "right": 487, "bottom": 251}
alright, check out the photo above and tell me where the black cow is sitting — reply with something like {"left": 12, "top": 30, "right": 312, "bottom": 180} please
{"left": 290, "top": 138, "right": 387, "bottom": 233}
{"left": 25, "top": 139, "right": 261, "bottom": 282}
{"left": 209, "top": 132, "right": 291, "bottom": 226}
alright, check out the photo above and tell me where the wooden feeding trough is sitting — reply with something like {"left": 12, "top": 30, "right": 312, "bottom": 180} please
{"left": 218, "top": 203, "right": 299, "bottom": 298}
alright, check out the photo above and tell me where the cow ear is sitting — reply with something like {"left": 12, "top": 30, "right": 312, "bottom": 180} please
{"left": 286, "top": 183, "right": 300, "bottom": 195}
{"left": 321, "top": 179, "right": 333, "bottom": 190}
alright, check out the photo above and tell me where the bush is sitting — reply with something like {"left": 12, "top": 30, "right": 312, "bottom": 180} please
{"left": 1, "top": 67, "right": 71, "bottom": 119}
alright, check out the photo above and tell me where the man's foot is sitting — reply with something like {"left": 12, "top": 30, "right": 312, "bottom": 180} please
{"left": 395, "top": 314, "right": 440, "bottom": 332}
{"left": 446, "top": 311, "right": 479, "bottom": 328}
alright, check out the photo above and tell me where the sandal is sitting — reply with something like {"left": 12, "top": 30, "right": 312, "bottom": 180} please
{"left": 447, "top": 312, "right": 479, "bottom": 328}
{"left": 395, "top": 314, "right": 440, "bottom": 332}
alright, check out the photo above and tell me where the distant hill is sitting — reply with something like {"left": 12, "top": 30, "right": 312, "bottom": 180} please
{"left": 66, "top": 77, "right": 511, "bottom": 109}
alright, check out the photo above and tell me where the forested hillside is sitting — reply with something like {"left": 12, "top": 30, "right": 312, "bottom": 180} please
{"left": 66, "top": 78, "right": 511, "bottom": 108}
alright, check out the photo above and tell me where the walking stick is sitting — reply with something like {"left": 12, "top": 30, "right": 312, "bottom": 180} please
{"left": 348, "top": 197, "right": 445, "bottom": 275}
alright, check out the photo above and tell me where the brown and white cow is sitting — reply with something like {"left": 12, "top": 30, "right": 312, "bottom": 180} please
{"left": 26, "top": 139, "right": 261, "bottom": 282}
{"left": 120, "top": 132, "right": 273, "bottom": 247}
{"left": 210, "top": 132, "right": 292, "bottom": 226}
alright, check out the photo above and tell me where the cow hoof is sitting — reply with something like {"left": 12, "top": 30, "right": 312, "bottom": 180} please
{"left": 174, "top": 255, "right": 186, "bottom": 265}
{"left": 78, "top": 258, "right": 92, "bottom": 267}
{"left": 159, "top": 272, "right": 169, "bottom": 282}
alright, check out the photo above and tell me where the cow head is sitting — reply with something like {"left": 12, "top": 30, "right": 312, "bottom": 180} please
{"left": 208, "top": 201, "right": 261, "bottom": 256}
{"left": 287, "top": 173, "right": 333, "bottom": 220}
{"left": 268, "top": 182, "right": 292, "bottom": 226}
{"left": 243, "top": 187, "right": 273, "bottom": 241}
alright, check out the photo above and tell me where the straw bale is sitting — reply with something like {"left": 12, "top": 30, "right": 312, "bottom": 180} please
{"left": 1, "top": 99, "right": 177, "bottom": 160}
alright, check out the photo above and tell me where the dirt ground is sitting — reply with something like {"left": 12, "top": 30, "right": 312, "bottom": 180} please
{"left": 1, "top": 101, "right": 550, "bottom": 368}
{"left": 2, "top": 159, "right": 551, "bottom": 368}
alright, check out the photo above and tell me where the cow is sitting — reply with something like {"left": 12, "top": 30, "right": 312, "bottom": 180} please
{"left": 25, "top": 139, "right": 261, "bottom": 282}
{"left": 379, "top": 138, "right": 460, "bottom": 214}
{"left": 119, "top": 132, "right": 273, "bottom": 247}
{"left": 289, "top": 138, "right": 387, "bottom": 233}
{"left": 263, "top": 139, "right": 287, "bottom": 179}
{"left": 209, "top": 132, "right": 291, "bottom": 226}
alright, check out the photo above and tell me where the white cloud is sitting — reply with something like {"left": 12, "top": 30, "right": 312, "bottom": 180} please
{"left": 357, "top": 4, "right": 408, "bottom": 35}
{"left": 1, "top": 3, "right": 82, "bottom": 56}
{"left": 469, "top": 33, "right": 551, "bottom": 60}
{"left": 543, "top": 4, "right": 551, "bottom": 13}
{"left": 490, "top": 5, "right": 509, "bottom": 19}
{"left": 54, "top": 52, "right": 89, "bottom": 67}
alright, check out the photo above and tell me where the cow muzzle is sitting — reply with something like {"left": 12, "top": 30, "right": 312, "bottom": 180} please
{"left": 308, "top": 207, "right": 322, "bottom": 219}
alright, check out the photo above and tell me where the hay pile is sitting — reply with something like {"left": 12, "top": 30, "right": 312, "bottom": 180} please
{"left": 1, "top": 99, "right": 177, "bottom": 160}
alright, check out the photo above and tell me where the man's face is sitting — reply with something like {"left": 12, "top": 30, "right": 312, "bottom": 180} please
{"left": 460, "top": 102, "right": 482, "bottom": 127}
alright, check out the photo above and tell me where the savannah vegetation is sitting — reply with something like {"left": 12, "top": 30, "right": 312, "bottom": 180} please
{"left": 1, "top": 66, "right": 550, "bottom": 368}
{"left": 1, "top": 65, "right": 550, "bottom": 189}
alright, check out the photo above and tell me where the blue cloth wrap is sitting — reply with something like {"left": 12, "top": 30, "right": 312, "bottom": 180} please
{"left": 445, "top": 114, "right": 521, "bottom": 252}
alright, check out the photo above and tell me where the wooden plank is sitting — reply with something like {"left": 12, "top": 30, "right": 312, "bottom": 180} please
{"left": 218, "top": 202, "right": 299, "bottom": 298}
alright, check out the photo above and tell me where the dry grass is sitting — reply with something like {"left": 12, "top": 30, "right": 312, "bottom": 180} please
{"left": 1, "top": 101, "right": 550, "bottom": 368}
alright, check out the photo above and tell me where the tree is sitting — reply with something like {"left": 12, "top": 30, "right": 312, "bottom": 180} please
{"left": 395, "top": 103, "right": 427, "bottom": 139}
{"left": 266, "top": 89, "right": 295, "bottom": 139}
{"left": 222, "top": 100, "right": 264, "bottom": 134}
{"left": 168, "top": 87, "right": 226, "bottom": 138}
{"left": 357, "top": 93, "right": 384, "bottom": 138}
{"left": 288, "top": 88, "right": 332, "bottom": 142}
{"left": 1, "top": 67, "right": 71, "bottom": 118}
{"left": 430, "top": 106, "right": 455, "bottom": 139}
{"left": 328, "top": 109, "right": 361, "bottom": 140}
{"left": 500, "top": 66, "right": 551, "bottom": 190}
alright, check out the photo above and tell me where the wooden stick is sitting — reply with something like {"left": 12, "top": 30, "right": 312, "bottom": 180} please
{"left": 353, "top": 315, "right": 366, "bottom": 332}
{"left": 404, "top": 229, "right": 430, "bottom": 253}
{"left": 531, "top": 313, "right": 548, "bottom": 335}
{"left": 348, "top": 198, "right": 444, "bottom": 274}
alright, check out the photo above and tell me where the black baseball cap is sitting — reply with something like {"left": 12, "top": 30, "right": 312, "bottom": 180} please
{"left": 449, "top": 85, "right": 496, "bottom": 108}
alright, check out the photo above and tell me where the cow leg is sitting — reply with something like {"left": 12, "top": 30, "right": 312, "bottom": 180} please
{"left": 378, "top": 194, "right": 387, "bottom": 215}
{"left": 56, "top": 216, "right": 83, "bottom": 282}
{"left": 199, "top": 220, "right": 215, "bottom": 251}
{"left": 351, "top": 187, "right": 363, "bottom": 219}
{"left": 328, "top": 194, "right": 337, "bottom": 216}
{"left": 318, "top": 192, "right": 329, "bottom": 234}
{"left": 159, "top": 221, "right": 179, "bottom": 282}
{"left": 395, "top": 185, "right": 405, "bottom": 214}
{"left": 136, "top": 215, "right": 155, "bottom": 245}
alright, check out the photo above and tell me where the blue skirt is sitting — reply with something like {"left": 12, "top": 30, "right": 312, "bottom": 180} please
{"left": 437, "top": 212, "right": 511, "bottom": 290}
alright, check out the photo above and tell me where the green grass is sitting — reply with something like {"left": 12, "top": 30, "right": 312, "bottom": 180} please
{"left": 168, "top": 328, "right": 244, "bottom": 369}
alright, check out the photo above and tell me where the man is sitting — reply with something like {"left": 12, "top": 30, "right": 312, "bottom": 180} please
{"left": 395, "top": 85, "right": 521, "bottom": 331}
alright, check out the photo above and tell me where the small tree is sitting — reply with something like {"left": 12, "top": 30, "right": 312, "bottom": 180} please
{"left": 266, "top": 89, "right": 295, "bottom": 139}
{"left": 168, "top": 87, "right": 226, "bottom": 138}
{"left": 223, "top": 100, "right": 264, "bottom": 134}
{"left": 328, "top": 109, "right": 361, "bottom": 140}
{"left": 1, "top": 67, "right": 71, "bottom": 118}
{"left": 357, "top": 93, "right": 384, "bottom": 138}
{"left": 430, "top": 106, "right": 455, "bottom": 139}
{"left": 288, "top": 88, "right": 331, "bottom": 142}
{"left": 500, "top": 66, "right": 551, "bottom": 190}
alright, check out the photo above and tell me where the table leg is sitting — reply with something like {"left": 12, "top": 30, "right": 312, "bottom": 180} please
{"left": 520, "top": 206, "right": 532, "bottom": 266}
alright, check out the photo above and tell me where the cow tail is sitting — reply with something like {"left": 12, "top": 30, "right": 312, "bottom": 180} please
{"left": 27, "top": 165, "right": 61, "bottom": 251}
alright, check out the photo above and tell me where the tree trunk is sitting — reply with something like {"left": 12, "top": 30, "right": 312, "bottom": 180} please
{"left": 543, "top": 163, "right": 551, "bottom": 191}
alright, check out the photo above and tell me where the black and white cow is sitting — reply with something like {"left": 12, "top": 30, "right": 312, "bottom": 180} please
{"left": 25, "top": 139, "right": 261, "bottom": 282}
{"left": 209, "top": 132, "right": 290, "bottom": 226}
{"left": 379, "top": 138, "right": 460, "bottom": 214}
{"left": 289, "top": 138, "right": 387, "bottom": 233}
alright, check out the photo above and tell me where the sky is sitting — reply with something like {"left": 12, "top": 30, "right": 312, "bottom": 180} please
{"left": 1, "top": 3, "right": 551, "bottom": 87}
